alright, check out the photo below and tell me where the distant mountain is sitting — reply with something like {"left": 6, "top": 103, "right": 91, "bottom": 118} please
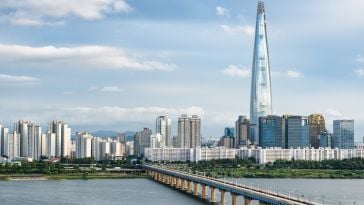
{"left": 92, "top": 130, "right": 119, "bottom": 137}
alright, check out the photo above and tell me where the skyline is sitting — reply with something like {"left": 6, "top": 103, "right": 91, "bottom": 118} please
{"left": 0, "top": 0, "right": 363, "bottom": 141}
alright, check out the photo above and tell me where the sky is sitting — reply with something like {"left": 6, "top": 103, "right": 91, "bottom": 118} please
{"left": 0, "top": 0, "right": 364, "bottom": 141}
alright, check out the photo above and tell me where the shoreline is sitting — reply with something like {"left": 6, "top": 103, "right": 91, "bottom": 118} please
{"left": 0, "top": 174, "right": 149, "bottom": 181}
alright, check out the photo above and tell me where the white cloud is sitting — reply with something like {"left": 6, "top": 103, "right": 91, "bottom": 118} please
{"left": 216, "top": 6, "right": 230, "bottom": 18}
{"left": 100, "top": 86, "right": 123, "bottom": 92}
{"left": 286, "top": 70, "right": 304, "bottom": 78}
{"left": 222, "top": 65, "right": 251, "bottom": 78}
{"left": 220, "top": 24, "right": 254, "bottom": 36}
{"left": 0, "top": 44, "right": 175, "bottom": 71}
{"left": 0, "top": 74, "right": 39, "bottom": 84}
{"left": 354, "top": 68, "right": 364, "bottom": 77}
{"left": 0, "top": 0, "right": 132, "bottom": 26}
{"left": 356, "top": 55, "right": 364, "bottom": 63}
{"left": 325, "top": 109, "right": 343, "bottom": 118}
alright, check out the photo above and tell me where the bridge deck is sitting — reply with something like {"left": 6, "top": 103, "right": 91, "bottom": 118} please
{"left": 144, "top": 165, "right": 322, "bottom": 205}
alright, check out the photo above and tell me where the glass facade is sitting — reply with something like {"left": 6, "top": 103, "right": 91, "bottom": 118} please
{"left": 285, "top": 116, "right": 309, "bottom": 148}
{"left": 259, "top": 115, "right": 284, "bottom": 148}
{"left": 333, "top": 120, "right": 354, "bottom": 149}
{"left": 250, "top": 1, "right": 273, "bottom": 144}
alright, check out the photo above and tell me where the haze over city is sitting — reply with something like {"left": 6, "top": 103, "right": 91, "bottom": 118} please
{"left": 0, "top": 0, "right": 363, "bottom": 141}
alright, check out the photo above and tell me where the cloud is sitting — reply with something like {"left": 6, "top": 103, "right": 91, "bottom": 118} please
{"left": 216, "top": 6, "right": 230, "bottom": 18}
{"left": 354, "top": 68, "right": 364, "bottom": 77}
{"left": 356, "top": 55, "right": 364, "bottom": 63}
{"left": 100, "top": 86, "right": 123, "bottom": 92}
{"left": 0, "top": 44, "right": 175, "bottom": 71}
{"left": 220, "top": 24, "right": 254, "bottom": 36}
{"left": 286, "top": 70, "right": 304, "bottom": 78}
{"left": 222, "top": 65, "right": 251, "bottom": 77}
{"left": 325, "top": 109, "right": 343, "bottom": 118}
{"left": 0, "top": 0, "right": 132, "bottom": 26}
{"left": 0, "top": 74, "right": 39, "bottom": 85}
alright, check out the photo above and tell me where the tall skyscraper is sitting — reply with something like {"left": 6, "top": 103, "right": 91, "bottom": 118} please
{"left": 308, "top": 114, "right": 326, "bottom": 148}
{"left": 333, "top": 120, "right": 354, "bottom": 149}
{"left": 155, "top": 116, "right": 172, "bottom": 147}
{"left": 224, "top": 127, "right": 235, "bottom": 138}
{"left": 319, "top": 129, "right": 332, "bottom": 148}
{"left": 285, "top": 116, "right": 309, "bottom": 148}
{"left": 259, "top": 115, "right": 284, "bottom": 148}
{"left": 250, "top": 1, "right": 273, "bottom": 145}
{"left": 177, "top": 114, "right": 201, "bottom": 148}
{"left": 235, "top": 115, "right": 250, "bottom": 148}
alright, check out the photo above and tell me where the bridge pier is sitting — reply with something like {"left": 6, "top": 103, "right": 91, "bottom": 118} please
{"left": 176, "top": 178, "right": 180, "bottom": 188}
{"left": 181, "top": 179, "right": 187, "bottom": 190}
{"left": 194, "top": 182, "right": 199, "bottom": 196}
{"left": 220, "top": 190, "right": 226, "bottom": 205}
{"left": 244, "top": 197, "right": 252, "bottom": 205}
{"left": 187, "top": 181, "right": 193, "bottom": 193}
{"left": 201, "top": 184, "right": 208, "bottom": 199}
{"left": 210, "top": 187, "right": 217, "bottom": 203}
{"left": 231, "top": 193, "right": 238, "bottom": 205}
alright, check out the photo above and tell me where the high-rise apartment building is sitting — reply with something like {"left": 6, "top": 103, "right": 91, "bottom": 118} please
{"left": 155, "top": 116, "right": 172, "bottom": 147}
{"left": 333, "top": 120, "right": 354, "bottom": 149}
{"left": 48, "top": 121, "right": 71, "bottom": 158}
{"left": 259, "top": 115, "right": 284, "bottom": 148}
{"left": 235, "top": 116, "right": 250, "bottom": 148}
{"left": 308, "top": 114, "right": 326, "bottom": 148}
{"left": 14, "top": 120, "right": 31, "bottom": 157}
{"left": 250, "top": 1, "right": 273, "bottom": 144}
{"left": 177, "top": 114, "right": 201, "bottom": 148}
{"left": 134, "top": 128, "right": 152, "bottom": 157}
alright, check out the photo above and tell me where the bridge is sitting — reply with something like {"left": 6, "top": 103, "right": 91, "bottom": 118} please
{"left": 144, "top": 165, "right": 322, "bottom": 205}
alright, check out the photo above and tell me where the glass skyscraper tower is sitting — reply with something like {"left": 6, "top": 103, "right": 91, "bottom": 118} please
{"left": 250, "top": 1, "right": 272, "bottom": 144}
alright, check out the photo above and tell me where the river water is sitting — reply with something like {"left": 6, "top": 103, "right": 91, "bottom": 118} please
{"left": 0, "top": 178, "right": 363, "bottom": 205}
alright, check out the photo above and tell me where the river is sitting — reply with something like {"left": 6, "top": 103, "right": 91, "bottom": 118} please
{"left": 0, "top": 178, "right": 363, "bottom": 205}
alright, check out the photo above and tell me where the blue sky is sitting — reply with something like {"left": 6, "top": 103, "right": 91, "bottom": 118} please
{"left": 0, "top": 0, "right": 363, "bottom": 141}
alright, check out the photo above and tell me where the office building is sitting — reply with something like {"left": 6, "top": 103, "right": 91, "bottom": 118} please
{"left": 285, "top": 116, "right": 309, "bottom": 148}
{"left": 250, "top": 1, "right": 273, "bottom": 144}
{"left": 224, "top": 127, "right": 235, "bottom": 138}
{"left": 218, "top": 136, "right": 235, "bottom": 148}
{"left": 333, "top": 120, "right": 354, "bottom": 149}
{"left": 259, "top": 115, "right": 284, "bottom": 148}
{"left": 308, "top": 114, "right": 326, "bottom": 148}
{"left": 319, "top": 129, "right": 332, "bottom": 148}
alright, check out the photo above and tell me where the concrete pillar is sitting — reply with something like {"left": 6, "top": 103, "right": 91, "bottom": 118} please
{"left": 154, "top": 172, "right": 158, "bottom": 180}
{"left": 201, "top": 184, "right": 208, "bottom": 199}
{"left": 181, "top": 179, "right": 187, "bottom": 190}
{"left": 177, "top": 178, "right": 182, "bottom": 188}
{"left": 231, "top": 193, "right": 238, "bottom": 205}
{"left": 220, "top": 190, "right": 226, "bottom": 205}
{"left": 194, "top": 183, "right": 199, "bottom": 196}
{"left": 171, "top": 177, "right": 176, "bottom": 186}
{"left": 210, "top": 187, "right": 217, "bottom": 203}
{"left": 187, "top": 181, "right": 193, "bottom": 193}
{"left": 244, "top": 197, "right": 252, "bottom": 205}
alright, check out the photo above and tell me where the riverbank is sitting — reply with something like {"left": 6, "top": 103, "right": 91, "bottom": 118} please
{"left": 206, "top": 168, "right": 364, "bottom": 179}
{"left": 0, "top": 173, "right": 149, "bottom": 181}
